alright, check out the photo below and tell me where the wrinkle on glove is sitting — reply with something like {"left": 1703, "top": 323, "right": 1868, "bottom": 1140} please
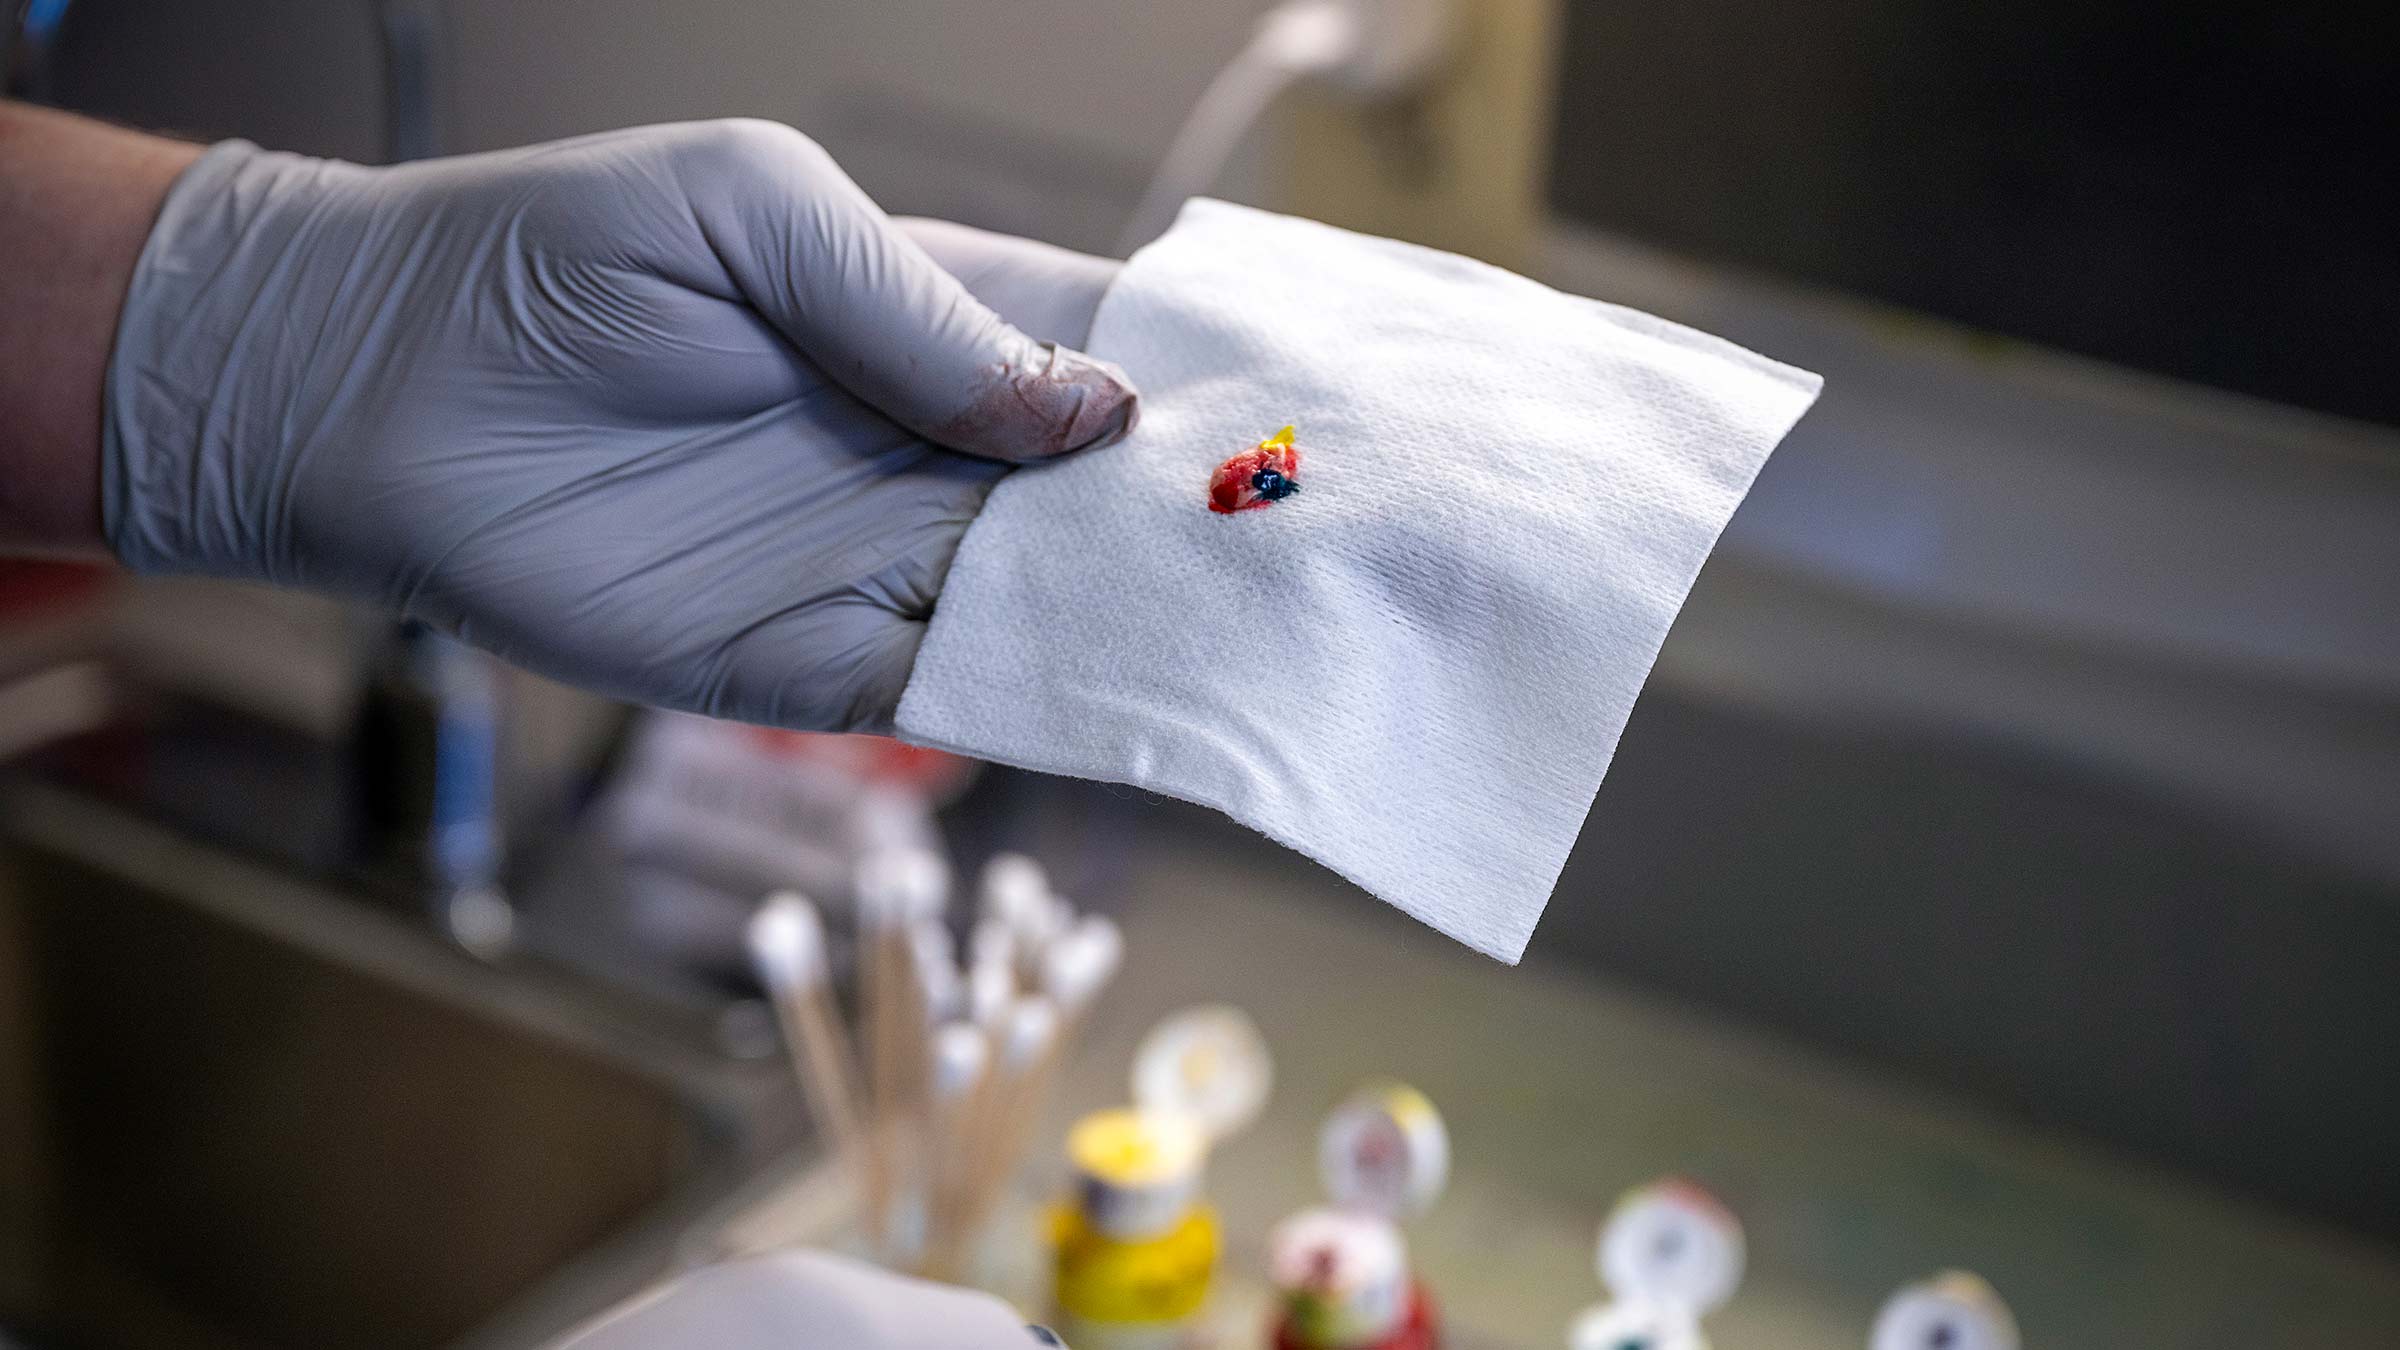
{"left": 899, "top": 200, "right": 1822, "bottom": 963}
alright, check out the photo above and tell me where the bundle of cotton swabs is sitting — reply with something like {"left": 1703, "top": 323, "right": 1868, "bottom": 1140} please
{"left": 745, "top": 850, "right": 1123, "bottom": 1278}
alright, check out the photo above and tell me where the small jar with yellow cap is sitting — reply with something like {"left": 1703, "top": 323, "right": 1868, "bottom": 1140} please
{"left": 1049, "top": 1107, "right": 1220, "bottom": 1349}
{"left": 1051, "top": 1006, "right": 1275, "bottom": 1350}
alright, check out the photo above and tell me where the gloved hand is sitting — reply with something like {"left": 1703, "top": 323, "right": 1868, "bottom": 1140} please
{"left": 104, "top": 120, "right": 1136, "bottom": 732}
{"left": 554, "top": 1250, "right": 1061, "bottom": 1349}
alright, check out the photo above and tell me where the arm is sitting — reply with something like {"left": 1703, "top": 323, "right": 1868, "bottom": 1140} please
{"left": 0, "top": 102, "right": 199, "bottom": 554}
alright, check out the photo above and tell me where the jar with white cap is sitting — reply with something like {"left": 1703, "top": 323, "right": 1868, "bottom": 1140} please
{"left": 1565, "top": 1177, "right": 1746, "bottom": 1350}
{"left": 1049, "top": 1107, "right": 1220, "bottom": 1348}
{"left": 1870, "top": 1271, "right": 2019, "bottom": 1350}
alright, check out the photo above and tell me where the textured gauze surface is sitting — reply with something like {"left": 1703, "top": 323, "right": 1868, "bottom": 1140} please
{"left": 897, "top": 200, "right": 1821, "bottom": 963}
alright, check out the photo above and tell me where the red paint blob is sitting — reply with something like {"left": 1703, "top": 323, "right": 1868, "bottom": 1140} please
{"left": 1209, "top": 426, "right": 1304, "bottom": 514}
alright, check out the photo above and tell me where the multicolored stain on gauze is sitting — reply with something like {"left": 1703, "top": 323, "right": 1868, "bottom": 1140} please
{"left": 1208, "top": 425, "right": 1303, "bottom": 514}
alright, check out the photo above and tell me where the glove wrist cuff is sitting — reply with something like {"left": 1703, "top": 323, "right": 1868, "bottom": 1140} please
{"left": 103, "top": 138, "right": 321, "bottom": 582}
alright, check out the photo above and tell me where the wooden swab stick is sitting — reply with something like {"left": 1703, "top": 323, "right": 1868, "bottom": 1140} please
{"left": 955, "top": 995, "right": 1059, "bottom": 1241}
{"left": 919, "top": 1019, "right": 991, "bottom": 1281}
{"left": 856, "top": 847, "right": 949, "bottom": 1254}
{"left": 978, "top": 853, "right": 1062, "bottom": 987}
{"left": 745, "top": 894, "right": 863, "bottom": 1161}
{"left": 979, "top": 915, "right": 1123, "bottom": 1203}
{"left": 967, "top": 924, "right": 1017, "bottom": 1029}
{"left": 939, "top": 938, "right": 1018, "bottom": 1244}
{"left": 911, "top": 921, "right": 964, "bottom": 1026}
{"left": 907, "top": 920, "right": 965, "bottom": 1257}
{"left": 1045, "top": 914, "right": 1125, "bottom": 1043}
{"left": 860, "top": 848, "right": 950, "bottom": 1094}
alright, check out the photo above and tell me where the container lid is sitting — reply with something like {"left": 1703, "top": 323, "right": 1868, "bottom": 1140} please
{"left": 1870, "top": 1272, "right": 2019, "bottom": 1350}
{"left": 1067, "top": 1107, "right": 1209, "bottom": 1241}
{"left": 1132, "top": 1005, "right": 1273, "bottom": 1144}
{"left": 1598, "top": 1178, "right": 1745, "bottom": 1315}
{"left": 1318, "top": 1081, "right": 1449, "bottom": 1221}
{"left": 1071, "top": 1107, "right": 1208, "bottom": 1189}
{"left": 856, "top": 846, "right": 949, "bottom": 928}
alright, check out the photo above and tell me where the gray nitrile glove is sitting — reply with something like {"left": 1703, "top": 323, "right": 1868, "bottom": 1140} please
{"left": 553, "top": 1250, "right": 1061, "bottom": 1349}
{"left": 104, "top": 121, "right": 1136, "bottom": 732}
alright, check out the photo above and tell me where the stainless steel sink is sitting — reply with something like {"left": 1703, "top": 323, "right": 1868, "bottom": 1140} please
{"left": 0, "top": 783, "right": 801, "bottom": 1350}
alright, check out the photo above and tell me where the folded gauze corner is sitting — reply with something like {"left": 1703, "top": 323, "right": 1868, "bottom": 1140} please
{"left": 897, "top": 200, "right": 1821, "bottom": 963}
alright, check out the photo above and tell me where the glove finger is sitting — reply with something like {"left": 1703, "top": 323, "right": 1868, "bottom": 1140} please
{"left": 670, "top": 121, "right": 1137, "bottom": 464}
{"left": 895, "top": 218, "right": 1120, "bottom": 349}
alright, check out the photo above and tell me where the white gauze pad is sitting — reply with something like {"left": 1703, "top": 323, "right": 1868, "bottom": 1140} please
{"left": 898, "top": 200, "right": 1821, "bottom": 962}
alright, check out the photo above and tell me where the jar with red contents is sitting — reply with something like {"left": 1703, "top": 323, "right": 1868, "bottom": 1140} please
{"left": 1266, "top": 1083, "right": 1451, "bottom": 1350}
{"left": 1267, "top": 1208, "right": 1440, "bottom": 1350}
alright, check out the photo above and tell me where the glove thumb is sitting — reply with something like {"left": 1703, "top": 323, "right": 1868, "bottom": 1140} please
{"left": 674, "top": 120, "right": 1138, "bottom": 463}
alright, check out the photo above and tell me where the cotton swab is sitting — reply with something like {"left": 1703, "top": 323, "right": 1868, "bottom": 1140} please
{"left": 908, "top": 926, "right": 973, "bottom": 1272}
{"left": 933, "top": 908, "right": 1130, "bottom": 1260}
{"left": 856, "top": 846, "right": 950, "bottom": 1251}
{"left": 745, "top": 851, "right": 1118, "bottom": 1273}
{"left": 990, "top": 994, "right": 1062, "bottom": 1179}
{"left": 745, "top": 894, "right": 863, "bottom": 1160}
{"left": 968, "top": 917, "right": 1019, "bottom": 1031}
{"left": 979, "top": 914, "right": 1124, "bottom": 1205}
{"left": 1041, "top": 892, "right": 1078, "bottom": 952}
{"left": 956, "top": 995, "right": 1062, "bottom": 1239}
{"left": 920, "top": 1020, "right": 992, "bottom": 1280}
{"left": 970, "top": 916, "right": 1016, "bottom": 976}
{"left": 979, "top": 852, "right": 1068, "bottom": 984}
{"left": 930, "top": 1021, "right": 990, "bottom": 1112}
{"left": 1019, "top": 895, "right": 1075, "bottom": 987}
{"left": 1034, "top": 915, "right": 1124, "bottom": 1109}
{"left": 912, "top": 922, "right": 965, "bottom": 1025}
{"left": 1044, "top": 914, "right": 1125, "bottom": 1030}
{"left": 978, "top": 853, "right": 1049, "bottom": 927}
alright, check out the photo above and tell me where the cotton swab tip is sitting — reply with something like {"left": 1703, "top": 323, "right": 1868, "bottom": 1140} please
{"left": 930, "top": 1022, "right": 991, "bottom": 1102}
{"left": 969, "top": 917, "right": 1016, "bottom": 972}
{"left": 858, "top": 846, "right": 951, "bottom": 929}
{"left": 1001, "top": 996, "right": 1060, "bottom": 1070}
{"left": 970, "top": 953, "right": 1016, "bottom": 1029}
{"left": 746, "top": 893, "right": 828, "bottom": 992}
{"left": 1043, "top": 914, "right": 1125, "bottom": 1012}
{"left": 912, "top": 922, "right": 965, "bottom": 1023}
{"left": 978, "top": 852, "right": 1049, "bottom": 926}
{"left": 1040, "top": 893, "right": 1077, "bottom": 945}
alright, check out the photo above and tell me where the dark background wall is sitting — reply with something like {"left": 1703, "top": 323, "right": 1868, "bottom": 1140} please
{"left": 38, "top": 0, "right": 388, "bottom": 161}
{"left": 1547, "top": 0, "right": 2400, "bottom": 430}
